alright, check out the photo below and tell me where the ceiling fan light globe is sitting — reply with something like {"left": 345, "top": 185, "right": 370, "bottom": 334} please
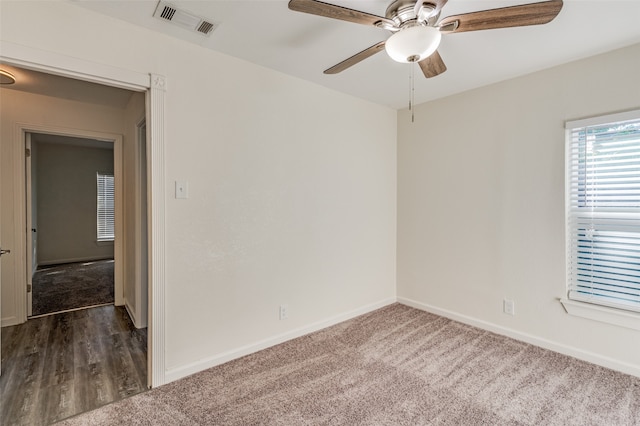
{"left": 385, "top": 25, "right": 441, "bottom": 63}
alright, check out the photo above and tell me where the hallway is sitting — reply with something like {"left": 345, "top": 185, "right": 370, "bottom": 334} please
{"left": 0, "top": 305, "right": 147, "bottom": 425}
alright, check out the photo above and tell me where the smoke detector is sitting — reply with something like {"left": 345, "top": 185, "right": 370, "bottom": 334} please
{"left": 153, "top": 2, "right": 217, "bottom": 36}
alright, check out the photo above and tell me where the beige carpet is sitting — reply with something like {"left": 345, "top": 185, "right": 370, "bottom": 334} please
{"left": 57, "top": 304, "right": 640, "bottom": 425}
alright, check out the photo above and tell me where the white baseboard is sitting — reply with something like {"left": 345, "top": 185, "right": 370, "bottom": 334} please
{"left": 397, "top": 297, "right": 640, "bottom": 378}
{"left": 164, "top": 297, "right": 397, "bottom": 384}
{"left": 1, "top": 315, "right": 21, "bottom": 328}
{"left": 39, "top": 256, "right": 113, "bottom": 266}
{"left": 124, "top": 299, "right": 142, "bottom": 329}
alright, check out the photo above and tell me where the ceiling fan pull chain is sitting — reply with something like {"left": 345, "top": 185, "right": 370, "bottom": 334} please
{"left": 408, "top": 64, "right": 411, "bottom": 112}
{"left": 410, "top": 63, "right": 415, "bottom": 123}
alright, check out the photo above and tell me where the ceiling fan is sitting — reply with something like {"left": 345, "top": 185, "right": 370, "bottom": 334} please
{"left": 288, "top": 0, "right": 563, "bottom": 78}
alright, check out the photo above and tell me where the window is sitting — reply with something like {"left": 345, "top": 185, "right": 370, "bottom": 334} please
{"left": 565, "top": 110, "right": 640, "bottom": 313}
{"left": 97, "top": 172, "right": 115, "bottom": 241}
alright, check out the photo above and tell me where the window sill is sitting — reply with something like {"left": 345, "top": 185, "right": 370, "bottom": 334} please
{"left": 96, "top": 239, "right": 114, "bottom": 246}
{"left": 560, "top": 298, "right": 640, "bottom": 331}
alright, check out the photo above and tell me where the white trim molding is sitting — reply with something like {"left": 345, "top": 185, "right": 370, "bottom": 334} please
{"left": 1, "top": 315, "right": 20, "bottom": 328}
{"left": 39, "top": 256, "right": 113, "bottom": 266}
{"left": 0, "top": 44, "right": 166, "bottom": 389}
{"left": 565, "top": 108, "right": 640, "bottom": 130}
{"left": 125, "top": 299, "right": 144, "bottom": 330}
{"left": 13, "top": 123, "right": 125, "bottom": 318}
{"left": 148, "top": 73, "right": 167, "bottom": 388}
{"left": 133, "top": 116, "right": 149, "bottom": 330}
{"left": 398, "top": 297, "right": 640, "bottom": 378}
{"left": 164, "top": 298, "right": 397, "bottom": 384}
{"left": 113, "top": 134, "right": 124, "bottom": 306}
{"left": 560, "top": 298, "right": 640, "bottom": 331}
{"left": 0, "top": 41, "right": 149, "bottom": 91}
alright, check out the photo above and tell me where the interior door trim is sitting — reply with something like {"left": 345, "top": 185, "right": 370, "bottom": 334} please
{"left": 0, "top": 40, "right": 167, "bottom": 388}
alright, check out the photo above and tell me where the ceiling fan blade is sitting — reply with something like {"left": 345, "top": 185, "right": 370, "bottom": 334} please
{"left": 418, "top": 50, "right": 447, "bottom": 78}
{"left": 324, "top": 41, "right": 386, "bottom": 74}
{"left": 439, "top": 0, "right": 563, "bottom": 33}
{"left": 288, "top": 0, "right": 396, "bottom": 28}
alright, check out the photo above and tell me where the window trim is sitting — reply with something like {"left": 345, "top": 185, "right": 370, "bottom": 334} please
{"left": 565, "top": 109, "right": 640, "bottom": 130}
{"left": 560, "top": 298, "right": 640, "bottom": 331}
{"left": 564, "top": 109, "right": 640, "bottom": 325}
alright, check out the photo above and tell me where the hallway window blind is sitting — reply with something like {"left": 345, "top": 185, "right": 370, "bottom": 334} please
{"left": 97, "top": 172, "right": 115, "bottom": 241}
{"left": 566, "top": 110, "right": 640, "bottom": 313}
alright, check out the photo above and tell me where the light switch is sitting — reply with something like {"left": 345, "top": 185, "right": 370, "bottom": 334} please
{"left": 175, "top": 181, "right": 188, "bottom": 199}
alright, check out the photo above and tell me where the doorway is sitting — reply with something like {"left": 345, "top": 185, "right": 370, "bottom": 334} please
{"left": 27, "top": 133, "right": 118, "bottom": 317}
{"left": 0, "top": 48, "right": 166, "bottom": 388}
{"left": 0, "top": 60, "right": 160, "bottom": 423}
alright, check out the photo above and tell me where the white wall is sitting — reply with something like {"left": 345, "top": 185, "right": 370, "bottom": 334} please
{"left": 0, "top": 88, "right": 127, "bottom": 325}
{"left": 0, "top": 1, "right": 397, "bottom": 378}
{"left": 397, "top": 43, "right": 640, "bottom": 374}
{"left": 34, "top": 139, "right": 114, "bottom": 265}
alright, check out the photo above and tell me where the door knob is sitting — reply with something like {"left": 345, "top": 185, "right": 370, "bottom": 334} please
{"left": 0, "top": 248, "right": 11, "bottom": 256}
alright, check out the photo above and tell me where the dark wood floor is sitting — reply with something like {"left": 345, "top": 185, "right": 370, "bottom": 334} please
{"left": 0, "top": 305, "right": 147, "bottom": 425}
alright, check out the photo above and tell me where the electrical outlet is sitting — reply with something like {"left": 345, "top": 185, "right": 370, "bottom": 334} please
{"left": 503, "top": 299, "right": 515, "bottom": 316}
{"left": 279, "top": 304, "right": 289, "bottom": 320}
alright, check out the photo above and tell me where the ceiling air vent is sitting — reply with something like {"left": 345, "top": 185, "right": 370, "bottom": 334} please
{"left": 153, "top": 1, "right": 217, "bottom": 36}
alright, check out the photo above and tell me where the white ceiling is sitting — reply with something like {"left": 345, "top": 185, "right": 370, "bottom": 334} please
{"left": 0, "top": 64, "right": 135, "bottom": 109}
{"left": 10, "top": 1, "right": 640, "bottom": 110}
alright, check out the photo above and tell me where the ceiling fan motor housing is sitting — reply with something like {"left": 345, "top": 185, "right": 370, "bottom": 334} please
{"left": 386, "top": 0, "right": 438, "bottom": 27}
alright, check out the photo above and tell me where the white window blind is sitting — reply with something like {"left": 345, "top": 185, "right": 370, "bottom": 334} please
{"left": 97, "top": 172, "right": 115, "bottom": 241}
{"left": 566, "top": 110, "right": 640, "bottom": 313}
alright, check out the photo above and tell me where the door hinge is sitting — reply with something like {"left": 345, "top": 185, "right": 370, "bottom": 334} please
{"left": 27, "top": 284, "right": 32, "bottom": 293}
{"left": 26, "top": 148, "right": 31, "bottom": 157}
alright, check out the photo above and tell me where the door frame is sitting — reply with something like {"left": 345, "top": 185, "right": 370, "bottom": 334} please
{"left": 25, "top": 133, "right": 33, "bottom": 317}
{"left": 22, "top": 127, "right": 124, "bottom": 312}
{"left": 133, "top": 117, "right": 148, "bottom": 329}
{"left": 0, "top": 40, "right": 167, "bottom": 387}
